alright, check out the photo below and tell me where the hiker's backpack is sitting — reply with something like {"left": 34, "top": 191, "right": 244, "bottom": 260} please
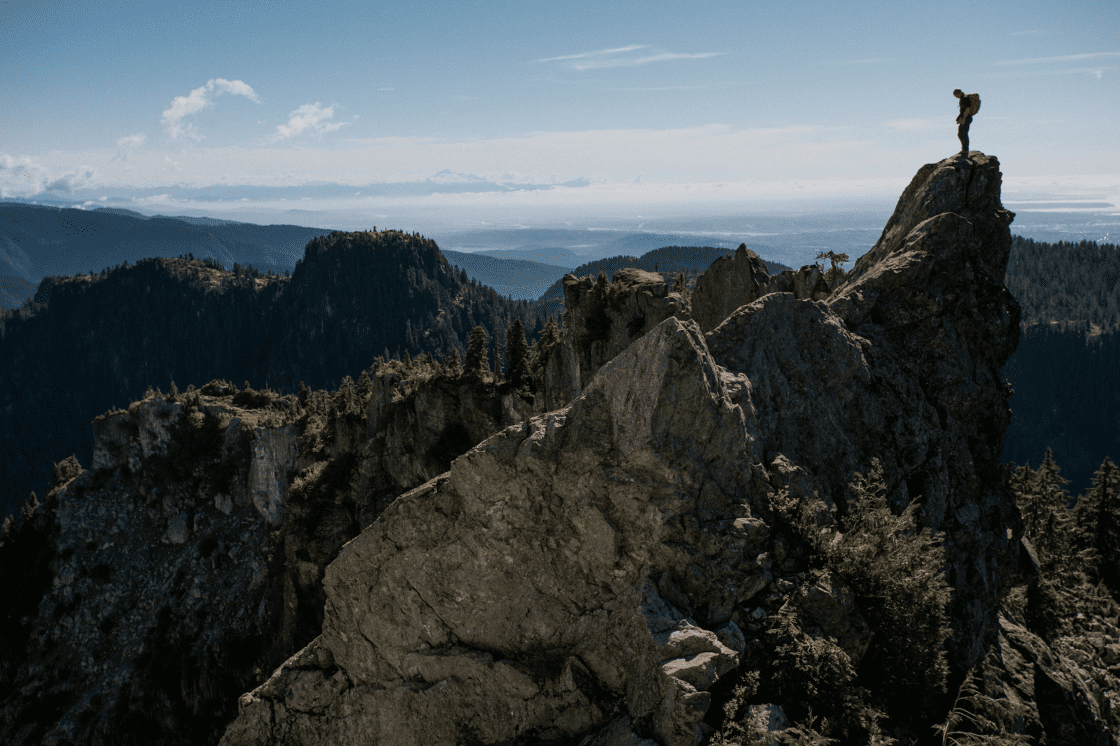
{"left": 966, "top": 93, "right": 981, "bottom": 117}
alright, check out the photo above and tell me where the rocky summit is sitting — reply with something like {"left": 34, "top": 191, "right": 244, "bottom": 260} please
{"left": 213, "top": 155, "right": 1030, "bottom": 745}
{"left": 6, "top": 153, "right": 1116, "bottom": 745}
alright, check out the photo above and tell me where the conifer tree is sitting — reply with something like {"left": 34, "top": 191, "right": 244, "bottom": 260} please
{"left": 491, "top": 342, "right": 503, "bottom": 381}
{"left": 336, "top": 375, "right": 357, "bottom": 415}
{"left": 357, "top": 371, "right": 372, "bottom": 404}
{"left": 464, "top": 326, "right": 490, "bottom": 378}
{"left": 444, "top": 348, "right": 463, "bottom": 378}
{"left": 829, "top": 458, "right": 951, "bottom": 725}
{"left": 1019, "top": 449, "right": 1074, "bottom": 569}
{"left": 1079, "top": 456, "right": 1120, "bottom": 591}
{"left": 506, "top": 318, "right": 532, "bottom": 391}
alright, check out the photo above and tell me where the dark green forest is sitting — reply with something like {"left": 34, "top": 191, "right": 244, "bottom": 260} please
{"left": 0, "top": 230, "right": 549, "bottom": 521}
{"left": 1001, "top": 236, "right": 1120, "bottom": 495}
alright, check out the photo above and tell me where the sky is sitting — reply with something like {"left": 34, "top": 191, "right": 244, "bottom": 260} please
{"left": 1, "top": 0, "right": 1118, "bottom": 228}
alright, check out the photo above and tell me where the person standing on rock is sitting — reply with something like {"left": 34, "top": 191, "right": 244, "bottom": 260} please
{"left": 954, "top": 89, "right": 980, "bottom": 155}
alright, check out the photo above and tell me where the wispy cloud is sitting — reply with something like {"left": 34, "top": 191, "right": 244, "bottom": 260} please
{"left": 995, "top": 65, "right": 1116, "bottom": 79}
{"left": 535, "top": 45, "right": 722, "bottom": 71}
{"left": 272, "top": 102, "right": 347, "bottom": 141}
{"left": 111, "top": 133, "right": 146, "bottom": 161}
{"left": 883, "top": 118, "right": 928, "bottom": 131}
{"left": 995, "top": 51, "right": 1120, "bottom": 66}
{"left": 161, "top": 78, "right": 260, "bottom": 139}
{"left": 535, "top": 45, "right": 648, "bottom": 64}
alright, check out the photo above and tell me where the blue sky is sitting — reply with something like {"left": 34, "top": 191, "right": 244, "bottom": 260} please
{"left": 1, "top": 0, "right": 1117, "bottom": 223}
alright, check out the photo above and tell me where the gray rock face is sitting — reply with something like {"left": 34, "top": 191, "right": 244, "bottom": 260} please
{"left": 690, "top": 243, "right": 771, "bottom": 332}
{"left": 249, "top": 425, "right": 300, "bottom": 526}
{"left": 225, "top": 318, "right": 764, "bottom": 746}
{"left": 1, "top": 396, "right": 298, "bottom": 746}
{"left": 966, "top": 614, "right": 1114, "bottom": 745}
{"left": 220, "top": 153, "right": 1026, "bottom": 746}
{"left": 562, "top": 267, "right": 690, "bottom": 388}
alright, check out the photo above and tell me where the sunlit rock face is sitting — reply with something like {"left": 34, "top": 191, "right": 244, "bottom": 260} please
{"left": 220, "top": 154, "right": 1028, "bottom": 746}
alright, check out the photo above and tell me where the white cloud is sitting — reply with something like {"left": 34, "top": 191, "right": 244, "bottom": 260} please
{"left": 272, "top": 102, "right": 347, "bottom": 141}
{"left": 536, "top": 45, "right": 722, "bottom": 71}
{"left": 117, "top": 133, "right": 146, "bottom": 148}
{"left": 0, "top": 153, "right": 94, "bottom": 195}
{"left": 161, "top": 78, "right": 260, "bottom": 139}
{"left": 111, "top": 132, "right": 146, "bottom": 161}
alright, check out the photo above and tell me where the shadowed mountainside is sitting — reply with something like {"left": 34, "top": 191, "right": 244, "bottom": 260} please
{"left": 0, "top": 230, "right": 547, "bottom": 521}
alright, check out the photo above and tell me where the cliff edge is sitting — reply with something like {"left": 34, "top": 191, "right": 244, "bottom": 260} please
{"left": 219, "top": 156, "right": 1037, "bottom": 744}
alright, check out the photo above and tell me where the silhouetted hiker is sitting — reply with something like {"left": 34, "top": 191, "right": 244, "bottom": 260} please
{"left": 954, "top": 89, "right": 980, "bottom": 155}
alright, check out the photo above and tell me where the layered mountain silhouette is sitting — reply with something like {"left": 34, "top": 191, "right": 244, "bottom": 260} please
{"left": 0, "top": 230, "right": 547, "bottom": 521}
{"left": 6, "top": 153, "right": 1118, "bottom": 745}
{"left": 0, "top": 202, "right": 331, "bottom": 297}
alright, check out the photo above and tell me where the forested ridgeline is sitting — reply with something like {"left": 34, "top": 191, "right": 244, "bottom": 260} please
{"left": 1005, "top": 235, "right": 1120, "bottom": 332}
{"left": 0, "top": 202, "right": 332, "bottom": 291}
{"left": 1001, "top": 236, "right": 1120, "bottom": 496}
{"left": 0, "top": 230, "right": 549, "bottom": 521}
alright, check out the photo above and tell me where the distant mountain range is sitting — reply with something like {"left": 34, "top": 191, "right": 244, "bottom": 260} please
{"left": 440, "top": 250, "right": 574, "bottom": 301}
{"left": 0, "top": 203, "right": 331, "bottom": 304}
{"left": 0, "top": 202, "right": 800, "bottom": 308}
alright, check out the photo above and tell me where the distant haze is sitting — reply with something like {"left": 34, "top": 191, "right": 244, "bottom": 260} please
{"left": 0, "top": 1, "right": 1116, "bottom": 223}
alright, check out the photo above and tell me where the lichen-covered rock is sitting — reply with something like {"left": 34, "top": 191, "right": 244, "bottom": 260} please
{"left": 791, "top": 571, "right": 873, "bottom": 666}
{"left": 92, "top": 395, "right": 182, "bottom": 472}
{"left": 248, "top": 425, "right": 299, "bottom": 526}
{"left": 0, "top": 395, "right": 300, "bottom": 746}
{"left": 764, "top": 264, "right": 830, "bottom": 301}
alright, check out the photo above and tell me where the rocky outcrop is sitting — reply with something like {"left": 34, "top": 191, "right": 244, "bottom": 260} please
{"left": 224, "top": 318, "right": 765, "bottom": 746}
{"left": 0, "top": 394, "right": 302, "bottom": 746}
{"left": 562, "top": 268, "right": 689, "bottom": 388}
{"left": 689, "top": 244, "right": 771, "bottom": 333}
{"left": 966, "top": 614, "right": 1115, "bottom": 744}
{"left": 219, "top": 153, "right": 1030, "bottom": 745}
{"left": 0, "top": 372, "right": 539, "bottom": 746}
{"left": 763, "top": 264, "right": 830, "bottom": 302}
